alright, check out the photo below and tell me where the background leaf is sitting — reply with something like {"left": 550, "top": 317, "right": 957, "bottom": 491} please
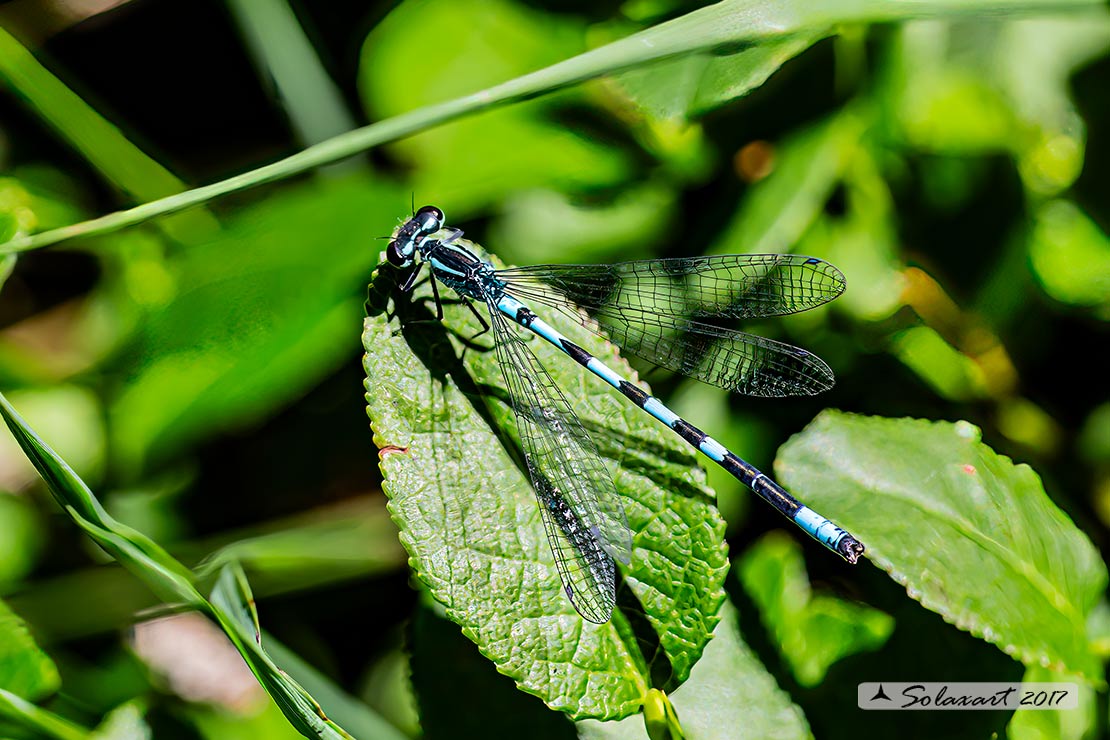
{"left": 577, "top": 600, "right": 811, "bottom": 740}
{"left": 777, "top": 412, "right": 1107, "bottom": 681}
{"left": 0, "top": 598, "right": 59, "bottom": 701}
{"left": 108, "top": 175, "right": 403, "bottom": 474}
{"left": 737, "top": 531, "right": 894, "bottom": 686}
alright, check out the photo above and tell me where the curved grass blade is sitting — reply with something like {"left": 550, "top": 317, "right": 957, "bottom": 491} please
{"left": 3, "top": 0, "right": 1098, "bottom": 254}
{"left": 0, "top": 26, "right": 217, "bottom": 242}
{"left": 0, "top": 689, "right": 86, "bottom": 740}
{"left": 0, "top": 391, "right": 369, "bottom": 740}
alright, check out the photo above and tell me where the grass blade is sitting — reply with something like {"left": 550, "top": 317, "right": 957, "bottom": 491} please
{"left": 1, "top": 0, "right": 1099, "bottom": 254}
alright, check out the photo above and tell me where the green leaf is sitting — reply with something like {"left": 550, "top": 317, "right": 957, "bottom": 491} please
{"left": 737, "top": 532, "right": 894, "bottom": 687}
{"left": 359, "top": 0, "right": 628, "bottom": 212}
{"left": 0, "top": 599, "right": 59, "bottom": 701}
{"left": 577, "top": 600, "right": 810, "bottom": 740}
{"left": 487, "top": 184, "right": 679, "bottom": 267}
{"left": 886, "top": 12, "right": 1110, "bottom": 194}
{"left": 777, "top": 411, "right": 1108, "bottom": 681}
{"left": 889, "top": 326, "right": 990, "bottom": 401}
{"left": 1006, "top": 666, "right": 1097, "bottom": 740}
{"left": 109, "top": 175, "right": 404, "bottom": 473}
{"left": 1028, "top": 199, "right": 1110, "bottom": 314}
{"left": 363, "top": 249, "right": 729, "bottom": 720}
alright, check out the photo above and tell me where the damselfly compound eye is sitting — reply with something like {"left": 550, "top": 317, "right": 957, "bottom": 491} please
{"left": 415, "top": 205, "right": 444, "bottom": 232}
{"left": 386, "top": 239, "right": 412, "bottom": 267}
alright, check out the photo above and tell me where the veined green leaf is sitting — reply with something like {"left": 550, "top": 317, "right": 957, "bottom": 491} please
{"left": 363, "top": 247, "right": 729, "bottom": 719}
{"left": 777, "top": 411, "right": 1107, "bottom": 681}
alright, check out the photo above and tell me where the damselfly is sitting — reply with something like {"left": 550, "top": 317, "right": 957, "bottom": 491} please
{"left": 385, "top": 205, "right": 864, "bottom": 623}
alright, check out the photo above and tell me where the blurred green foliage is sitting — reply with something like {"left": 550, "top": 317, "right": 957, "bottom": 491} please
{"left": 1, "top": 0, "right": 1109, "bottom": 738}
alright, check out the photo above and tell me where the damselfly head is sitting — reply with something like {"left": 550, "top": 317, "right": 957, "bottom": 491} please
{"left": 386, "top": 205, "right": 446, "bottom": 267}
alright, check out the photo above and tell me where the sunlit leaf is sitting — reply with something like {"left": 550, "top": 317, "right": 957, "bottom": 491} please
{"left": 487, "top": 184, "right": 678, "bottom": 266}
{"left": 778, "top": 412, "right": 1107, "bottom": 681}
{"left": 889, "top": 326, "right": 988, "bottom": 401}
{"left": 0, "top": 689, "right": 86, "bottom": 740}
{"left": 616, "top": 31, "right": 828, "bottom": 121}
{"left": 887, "top": 13, "right": 1110, "bottom": 194}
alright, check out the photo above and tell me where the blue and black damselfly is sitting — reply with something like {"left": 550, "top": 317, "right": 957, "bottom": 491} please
{"left": 384, "top": 205, "right": 864, "bottom": 623}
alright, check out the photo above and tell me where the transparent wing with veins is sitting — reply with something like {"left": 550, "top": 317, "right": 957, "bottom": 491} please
{"left": 484, "top": 289, "right": 631, "bottom": 624}
{"left": 498, "top": 254, "right": 845, "bottom": 397}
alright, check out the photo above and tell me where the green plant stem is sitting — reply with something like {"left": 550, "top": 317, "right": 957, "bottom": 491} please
{"left": 0, "top": 0, "right": 1099, "bottom": 254}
